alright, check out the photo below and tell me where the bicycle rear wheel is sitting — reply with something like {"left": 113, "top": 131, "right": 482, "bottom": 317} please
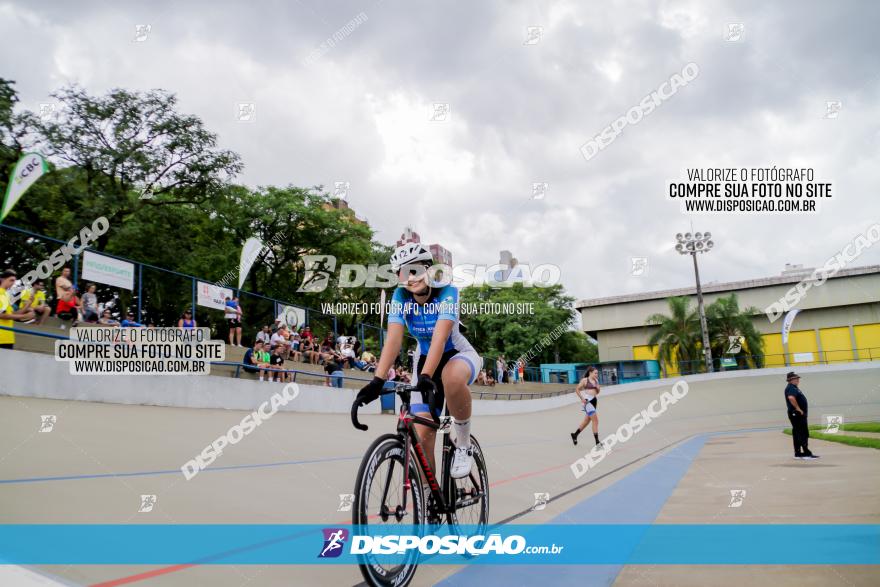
{"left": 445, "top": 435, "right": 489, "bottom": 533}
{"left": 353, "top": 434, "right": 424, "bottom": 587}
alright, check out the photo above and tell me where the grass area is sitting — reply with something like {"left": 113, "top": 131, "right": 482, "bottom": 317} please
{"left": 783, "top": 421, "right": 880, "bottom": 450}
{"left": 810, "top": 422, "right": 880, "bottom": 433}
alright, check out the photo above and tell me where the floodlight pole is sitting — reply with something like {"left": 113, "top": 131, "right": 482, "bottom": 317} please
{"left": 691, "top": 251, "right": 714, "bottom": 373}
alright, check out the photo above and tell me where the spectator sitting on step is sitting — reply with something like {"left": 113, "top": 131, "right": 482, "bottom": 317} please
{"left": 362, "top": 351, "right": 377, "bottom": 372}
{"left": 54, "top": 268, "right": 78, "bottom": 329}
{"left": 284, "top": 327, "right": 302, "bottom": 362}
{"left": 302, "top": 337, "right": 319, "bottom": 364}
{"left": 242, "top": 340, "right": 270, "bottom": 381}
{"left": 270, "top": 328, "right": 289, "bottom": 360}
{"left": 338, "top": 342, "right": 358, "bottom": 369}
{"left": 256, "top": 325, "right": 271, "bottom": 345}
{"left": 20, "top": 279, "right": 51, "bottom": 325}
{"left": 269, "top": 345, "right": 288, "bottom": 383}
{"left": 319, "top": 337, "right": 336, "bottom": 365}
{"left": 98, "top": 309, "right": 120, "bottom": 326}
{"left": 80, "top": 283, "right": 100, "bottom": 323}
{"left": 324, "top": 357, "right": 344, "bottom": 388}
{"left": 120, "top": 312, "right": 143, "bottom": 328}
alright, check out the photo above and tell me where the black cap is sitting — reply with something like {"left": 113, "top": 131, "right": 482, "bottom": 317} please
{"left": 786, "top": 371, "right": 801, "bottom": 382}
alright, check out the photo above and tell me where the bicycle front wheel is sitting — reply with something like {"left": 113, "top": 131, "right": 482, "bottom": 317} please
{"left": 353, "top": 434, "right": 424, "bottom": 587}
{"left": 445, "top": 435, "right": 489, "bottom": 533}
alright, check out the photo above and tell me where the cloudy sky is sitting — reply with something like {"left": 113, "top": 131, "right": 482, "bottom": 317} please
{"left": 3, "top": 0, "right": 879, "bottom": 302}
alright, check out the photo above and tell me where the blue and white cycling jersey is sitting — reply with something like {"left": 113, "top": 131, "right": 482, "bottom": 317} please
{"left": 387, "top": 284, "right": 471, "bottom": 354}
{"left": 387, "top": 284, "right": 481, "bottom": 384}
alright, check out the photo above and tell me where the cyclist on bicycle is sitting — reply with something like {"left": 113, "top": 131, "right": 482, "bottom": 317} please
{"left": 354, "top": 243, "right": 482, "bottom": 478}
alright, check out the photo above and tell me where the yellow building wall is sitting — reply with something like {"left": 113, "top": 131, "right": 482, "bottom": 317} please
{"left": 787, "top": 329, "right": 819, "bottom": 366}
{"left": 819, "top": 327, "right": 853, "bottom": 364}
{"left": 762, "top": 333, "right": 785, "bottom": 367}
{"left": 854, "top": 323, "right": 880, "bottom": 360}
{"left": 633, "top": 344, "right": 680, "bottom": 377}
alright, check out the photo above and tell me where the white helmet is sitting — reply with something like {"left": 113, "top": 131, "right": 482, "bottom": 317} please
{"left": 390, "top": 243, "right": 434, "bottom": 271}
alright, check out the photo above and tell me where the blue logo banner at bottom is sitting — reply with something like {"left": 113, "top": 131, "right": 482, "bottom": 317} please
{"left": 0, "top": 524, "right": 877, "bottom": 565}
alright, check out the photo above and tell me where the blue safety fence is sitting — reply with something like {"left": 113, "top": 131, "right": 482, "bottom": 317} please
{"left": 0, "top": 223, "right": 377, "bottom": 350}
{"left": 1, "top": 223, "right": 430, "bottom": 362}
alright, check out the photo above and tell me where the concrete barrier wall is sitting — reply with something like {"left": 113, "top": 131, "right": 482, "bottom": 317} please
{"left": 2, "top": 350, "right": 877, "bottom": 416}
{"left": 0, "top": 349, "right": 380, "bottom": 415}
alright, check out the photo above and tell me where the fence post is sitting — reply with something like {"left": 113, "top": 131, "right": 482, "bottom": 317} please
{"left": 73, "top": 254, "right": 80, "bottom": 285}
{"left": 137, "top": 263, "right": 143, "bottom": 323}
{"left": 191, "top": 279, "right": 197, "bottom": 322}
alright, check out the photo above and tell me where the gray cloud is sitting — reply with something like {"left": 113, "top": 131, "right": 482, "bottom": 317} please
{"left": 2, "top": 0, "right": 878, "bottom": 301}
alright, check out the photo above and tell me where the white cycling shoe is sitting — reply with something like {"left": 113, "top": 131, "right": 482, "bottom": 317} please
{"left": 450, "top": 444, "right": 474, "bottom": 479}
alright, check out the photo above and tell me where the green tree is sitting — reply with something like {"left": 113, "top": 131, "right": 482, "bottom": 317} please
{"left": 706, "top": 293, "right": 765, "bottom": 369}
{"left": 646, "top": 296, "right": 701, "bottom": 374}
{"left": 460, "top": 283, "right": 587, "bottom": 367}
{"left": 0, "top": 78, "right": 29, "bottom": 188}
{"left": 20, "top": 85, "right": 242, "bottom": 249}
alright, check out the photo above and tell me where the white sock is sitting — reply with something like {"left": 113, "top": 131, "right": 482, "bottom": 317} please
{"left": 453, "top": 418, "right": 471, "bottom": 448}
{"left": 259, "top": 376, "right": 264, "bottom": 381}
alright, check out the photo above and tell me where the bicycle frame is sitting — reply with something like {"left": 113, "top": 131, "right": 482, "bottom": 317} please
{"left": 394, "top": 390, "right": 455, "bottom": 517}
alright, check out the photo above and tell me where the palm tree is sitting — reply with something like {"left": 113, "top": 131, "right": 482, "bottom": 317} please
{"left": 646, "top": 296, "right": 702, "bottom": 375}
{"left": 706, "top": 293, "right": 765, "bottom": 369}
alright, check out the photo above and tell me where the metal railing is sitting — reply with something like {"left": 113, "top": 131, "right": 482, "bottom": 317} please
{"left": 0, "top": 223, "right": 424, "bottom": 355}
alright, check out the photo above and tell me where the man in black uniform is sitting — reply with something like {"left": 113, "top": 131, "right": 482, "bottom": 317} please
{"left": 785, "top": 372, "right": 819, "bottom": 460}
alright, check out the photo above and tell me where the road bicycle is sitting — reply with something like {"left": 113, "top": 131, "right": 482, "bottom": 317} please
{"left": 350, "top": 382, "right": 489, "bottom": 587}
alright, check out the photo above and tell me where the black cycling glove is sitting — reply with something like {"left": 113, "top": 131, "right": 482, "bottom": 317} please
{"left": 355, "top": 376, "right": 386, "bottom": 406}
{"left": 415, "top": 373, "right": 437, "bottom": 395}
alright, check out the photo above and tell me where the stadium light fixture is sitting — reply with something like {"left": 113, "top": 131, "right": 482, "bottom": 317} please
{"left": 674, "top": 230, "right": 715, "bottom": 373}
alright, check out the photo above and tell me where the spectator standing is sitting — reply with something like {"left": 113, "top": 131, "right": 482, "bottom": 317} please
{"left": 517, "top": 359, "right": 525, "bottom": 383}
{"left": 785, "top": 372, "right": 819, "bottom": 460}
{"left": 496, "top": 355, "right": 505, "bottom": 384}
{"left": 324, "top": 358, "right": 344, "bottom": 388}
{"left": 20, "top": 279, "right": 51, "bottom": 325}
{"left": 224, "top": 296, "right": 243, "bottom": 347}
{"left": 0, "top": 269, "right": 35, "bottom": 349}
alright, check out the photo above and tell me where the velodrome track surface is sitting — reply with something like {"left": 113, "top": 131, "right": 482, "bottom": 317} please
{"left": 1, "top": 365, "right": 878, "bottom": 586}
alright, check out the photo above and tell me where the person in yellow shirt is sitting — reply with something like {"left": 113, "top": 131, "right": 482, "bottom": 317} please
{"left": 0, "top": 269, "right": 36, "bottom": 349}
{"left": 20, "top": 279, "right": 51, "bottom": 325}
